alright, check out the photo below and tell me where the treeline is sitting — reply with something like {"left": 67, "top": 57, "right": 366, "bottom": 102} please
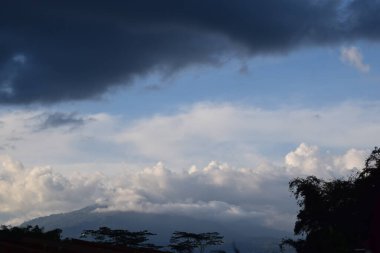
{"left": 81, "top": 227, "right": 224, "bottom": 253}
{"left": 0, "top": 224, "right": 224, "bottom": 253}
{"left": 0, "top": 225, "right": 62, "bottom": 241}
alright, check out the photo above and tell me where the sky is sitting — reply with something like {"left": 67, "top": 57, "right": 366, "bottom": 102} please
{"left": 0, "top": 0, "right": 380, "bottom": 232}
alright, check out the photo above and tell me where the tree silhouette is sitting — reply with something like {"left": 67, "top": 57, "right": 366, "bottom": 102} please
{"left": 281, "top": 147, "right": 380, "bottom": 253}
{"left": 169, "top": 231, "right": 223, "bottom": 253}
{"left": 80, "top": 226, "right": 159, "bottom": 248}
{"left": 0, "top": 225, "right": 62, "bottom": 241}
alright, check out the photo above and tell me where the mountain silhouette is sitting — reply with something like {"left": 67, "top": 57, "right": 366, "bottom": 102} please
{"left": 22, "top": 205, "right": 290, "bottom": 253}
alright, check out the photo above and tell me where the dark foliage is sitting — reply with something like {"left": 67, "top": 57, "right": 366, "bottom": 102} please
{"left": 281, "top": 147, "right": 380, "bottom": 253}
{"left": 169, "top": 231, "right": 223, "bottom": 253}
{"left": 80, "top": 226, "right": 160, "bottom": 249}
{"left": 0, "top": 225, "right": 62, "bottom": 241}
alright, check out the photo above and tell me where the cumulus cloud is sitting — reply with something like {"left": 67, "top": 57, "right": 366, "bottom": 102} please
{"left": 340, "top": 46, "right": 370, "bottom": 72}
{"left": 0, "top": 155, "right": 106, "bottom": 223}
{"left": 333, "top": 148, "right": 367, "bottom": 170}
{"left": 285, "top": 143, "right": 367, "bottom": 178}
{"left": 1, "top": 0, "right": 380, "bottom": 104}
{"left": 0, "top": 144, "right": 367, "bottom": 229}
{"left": 285, "top": 143, "right": 321, "bottom": 173}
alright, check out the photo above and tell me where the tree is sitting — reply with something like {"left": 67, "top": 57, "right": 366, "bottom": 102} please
{"left": 0, "top": 225, "right": 62, "bottom": 241}
{"left": 80, "top": 226, "right": 159, "bottom": 248}
{"left": 281, "top": 147, "right": 380, "bottom": 253}
{"left": 169, "top": 231, "right": 224, "bottom": 253}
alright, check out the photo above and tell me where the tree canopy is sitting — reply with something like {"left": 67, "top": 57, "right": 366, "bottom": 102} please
{"left": 0, "top": 225, "right": 62, "bottom": 241}
{"left": 80, "top": 226, "right": 159, "bottom": 249}
{"left": 281, "top": 147, "right": 380, "bottom": 253}
{"left": 169, "top": 231, "right": 224, "bottom": 253}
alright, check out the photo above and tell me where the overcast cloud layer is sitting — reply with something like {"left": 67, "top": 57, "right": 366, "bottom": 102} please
{"left": 1, "top": 0, "right": 380, "bottom": 104}
{"left": 0, "top": 102, "right": 378, "bottom": 169}
{"left": 119, "top": 102, "right": 380, "bottom": 165}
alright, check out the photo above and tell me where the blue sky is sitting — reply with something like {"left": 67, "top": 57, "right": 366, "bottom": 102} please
{"left": 0, "top": 0, "right": 379, "bottom": 232}
{"left": 57, "top": 41, "right": 380, "bottom": 116}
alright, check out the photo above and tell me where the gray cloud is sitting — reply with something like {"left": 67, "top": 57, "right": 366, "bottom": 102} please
{"left": 0, "top": 0, "right": 379, "bottom": 104}
{"left": 35, "top": 112, "right": 89, "bottom": 130}
{"left": 6, "top": 136, "right": 23, "bottom": 142}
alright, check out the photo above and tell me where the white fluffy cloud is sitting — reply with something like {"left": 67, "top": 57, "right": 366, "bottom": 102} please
{"left": 0, "top": 144, "right": 367, "bottom": 231}
{"left": 340, "top": 46, "right": 370, "bottom": 73}
{"left": 0, "top": 155, "right": 106, "bottom": 224}
{"left": 285, "top": 143, "right": 366, "bottom": 178}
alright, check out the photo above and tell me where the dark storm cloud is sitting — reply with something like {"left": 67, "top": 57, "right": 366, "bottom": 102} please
{"left": 35, "top": 112, "right": 88, "bottom": 130}
{"left": 0, "top": 0, "right": 379, "bottom": 104}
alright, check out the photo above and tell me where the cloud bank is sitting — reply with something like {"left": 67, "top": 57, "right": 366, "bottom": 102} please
{"left": 0, "top": 102, "right": 378, "bottom": 169}
{"left": 1, "top": 0, "right": 380, "bottom": 104}
{"left": 0, "top": 144, "right": 366, "bottom": 229}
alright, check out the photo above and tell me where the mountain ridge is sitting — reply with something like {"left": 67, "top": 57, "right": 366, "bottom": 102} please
{"left": 22, "top": 205, "right": 292, "bottom": 253}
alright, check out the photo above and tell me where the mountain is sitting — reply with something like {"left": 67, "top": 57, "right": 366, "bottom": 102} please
{"left": 22, "top": 205, "right": 293, "bottom": 253}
